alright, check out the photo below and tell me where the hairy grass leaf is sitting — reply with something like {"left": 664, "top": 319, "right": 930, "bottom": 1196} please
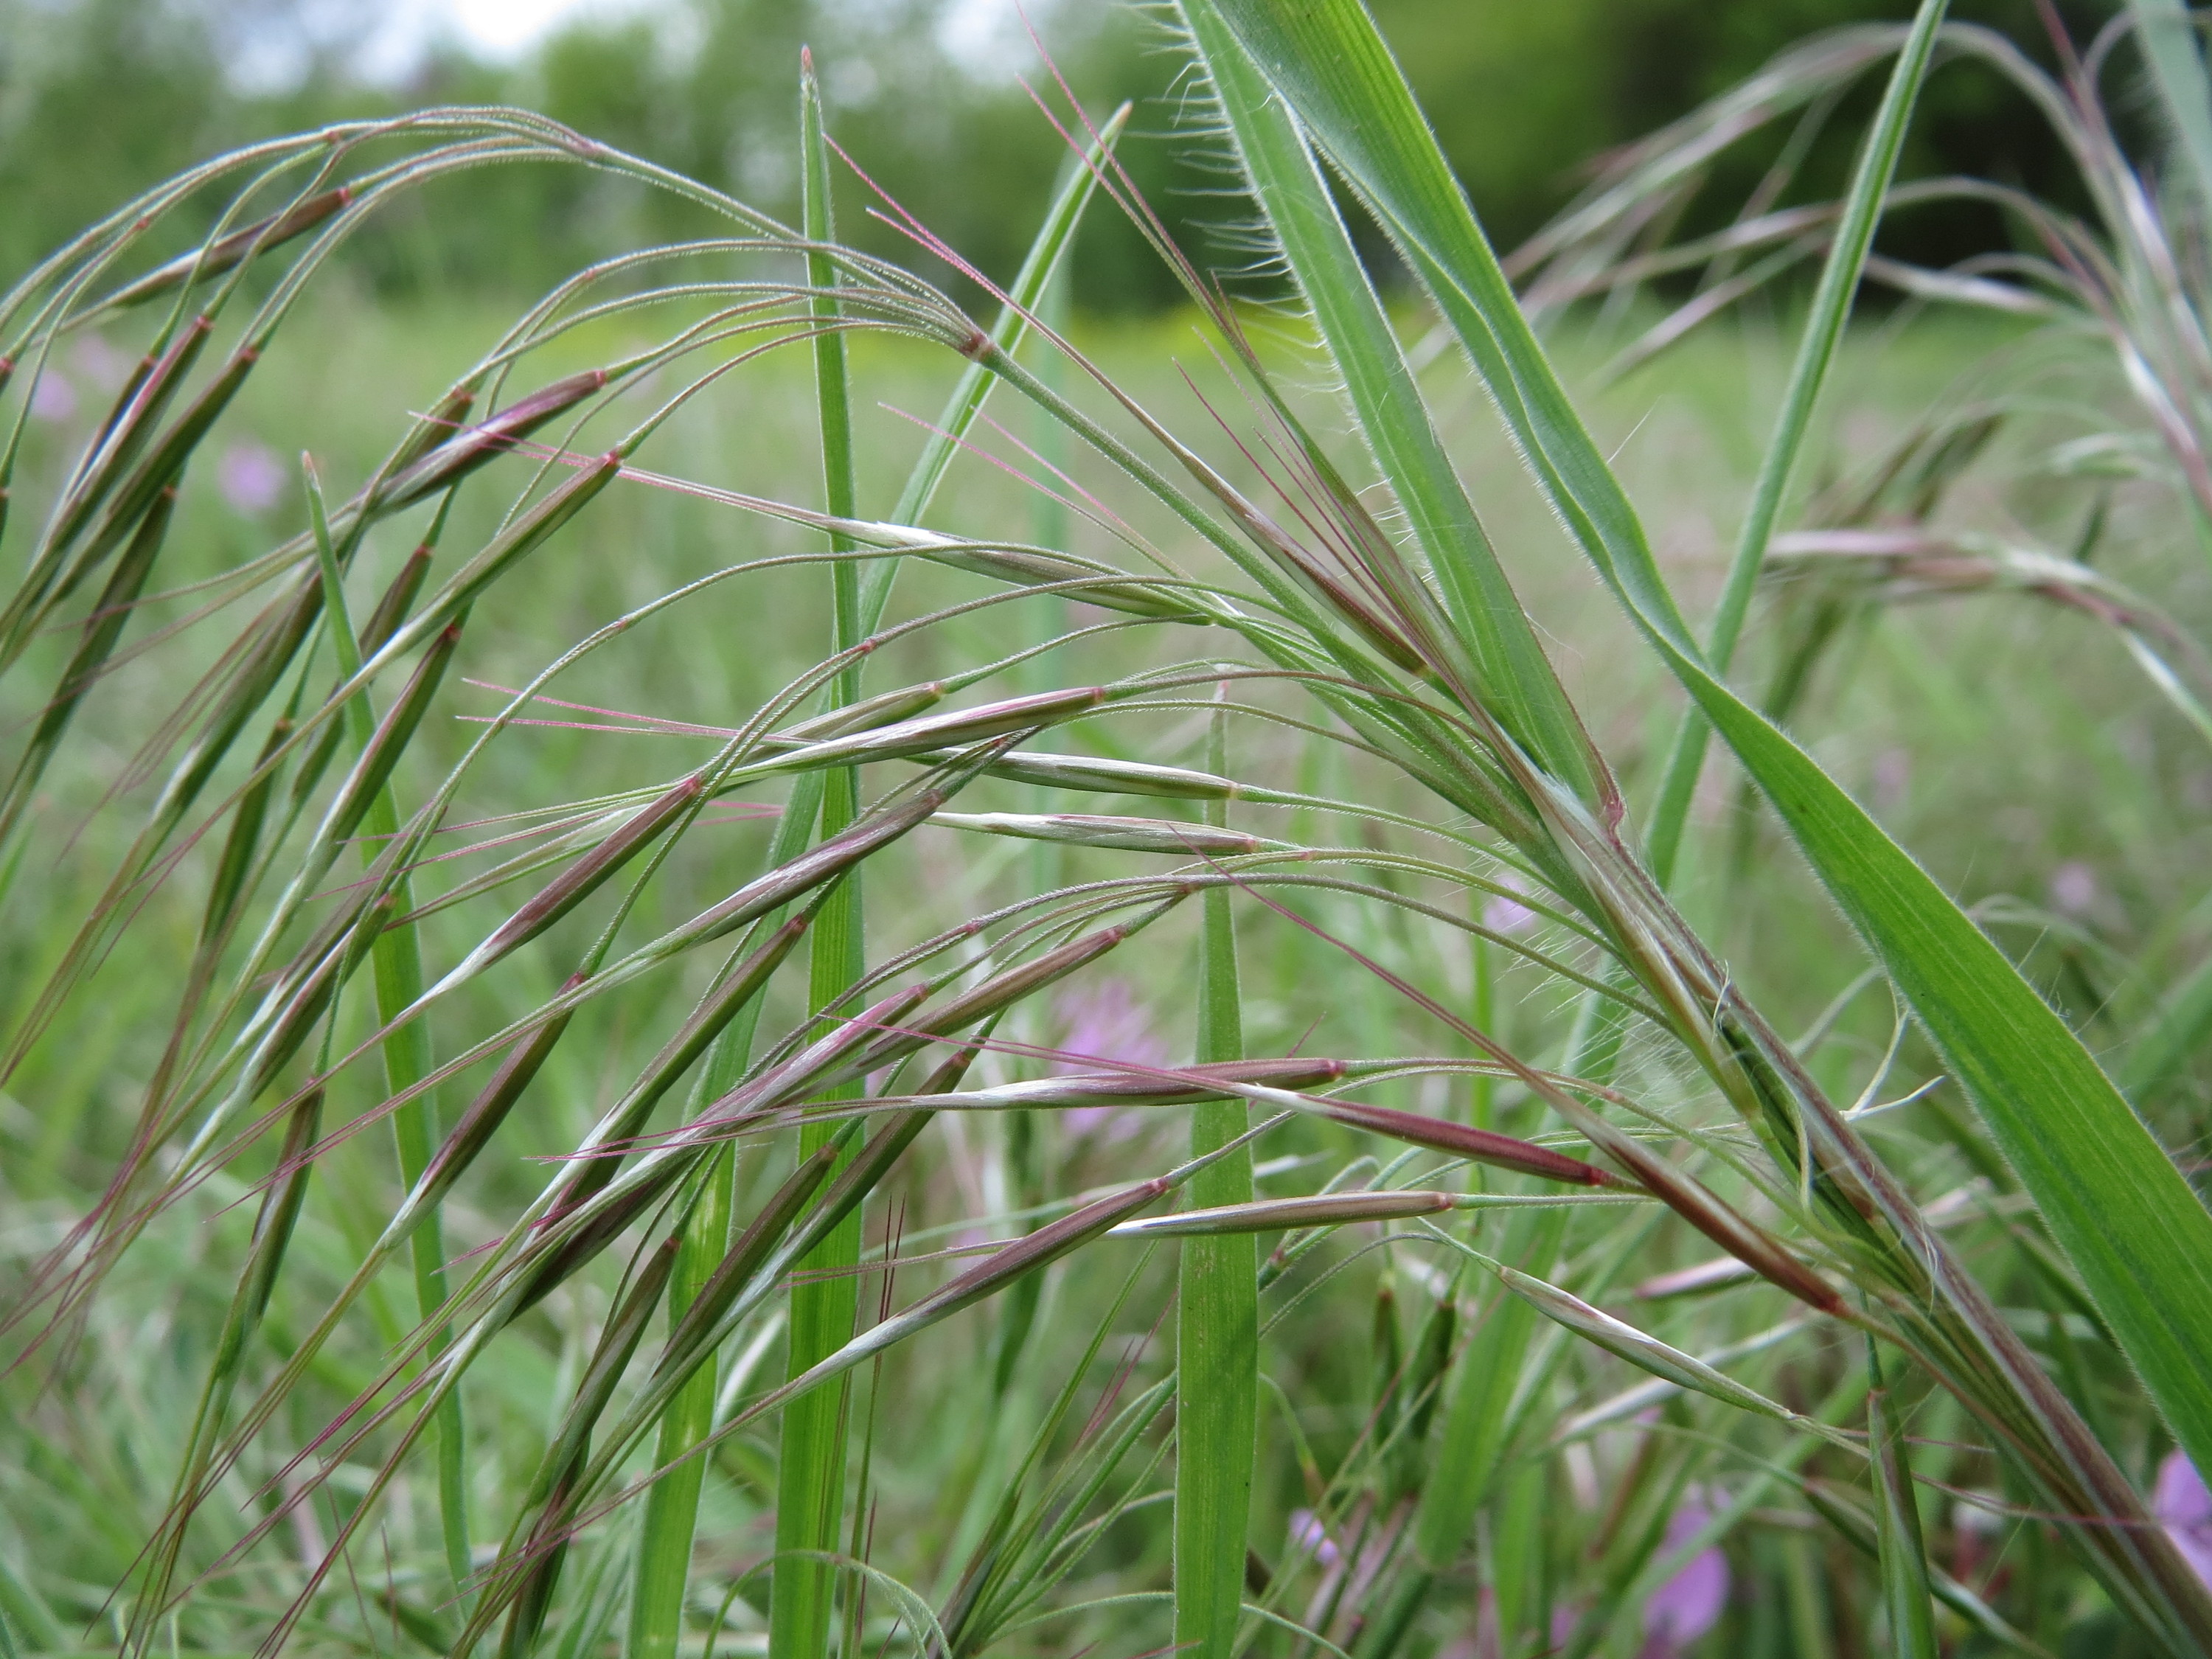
{"left": 1193, "top": 0, "right": 2212, "bottom": 1511}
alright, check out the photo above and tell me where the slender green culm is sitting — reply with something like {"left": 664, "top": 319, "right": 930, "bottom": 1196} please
{"left": 770, "top": 49, "right": 867, "bottom": 1659}
{"left": 1414, "top": 1208, "right": 1566, "bottom": 1566}
{"left": 625, "top": 1147, "right": 734, "bottom": 1659}
{"left": 1868, "top": 1340, "right": 1940, "bottom": 1659}
{"left": 1643, "top": 0, "right": 1950, "bottom": 886}
{"left": 1174, "top": 696, "right": 1256, "bottom": 1659}
{"left": 304, "top": 454, "right": 471, "bottom": 1593}
{"left": 860, "top": 102, "right": 1130, "bottom": 636}
{"left": 624, "top": 830, "right": 818, "bottom": 1658}
{"left": 1469, "top": 922, "right": 1495, "bottom": 1132}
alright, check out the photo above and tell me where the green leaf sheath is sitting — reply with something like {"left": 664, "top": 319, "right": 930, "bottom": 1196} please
{"left": 1868, "top": 1343, "right": 1941, "bottom": 1659}
{"left": 1644, "top": 0, "right": 1950, "bottom": 886}
{"left": 625, "top": 1148, "right": 734, "bottom": 1659}
{"left": 306, "top": 459, "right": 471, "bottom": 1592}
{"left": 1197, "top": 0, "right": 2212, "bottom": 1495}
{"left": 771, "top": 52, "right": 866, "bottom": 1659}
{"left": 1175, "top": 704, "right": 1256, "bottom": 1659}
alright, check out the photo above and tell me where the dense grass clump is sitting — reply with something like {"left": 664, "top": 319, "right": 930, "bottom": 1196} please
{"left": 6, "top": 5, "right": 2212, "bottom": 1657}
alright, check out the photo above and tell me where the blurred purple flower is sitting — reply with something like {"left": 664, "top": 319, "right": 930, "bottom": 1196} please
{"left": 1286, "top": 1509, "right": 1341, "bottom": 1570}
{"left": 2157, "top": 1450, "right": 2212, "bottom": 1590}
{"left": 1053, "top": 978, "right": 1165, "bottom": 1144}
{"left": 217, "top": 440, "right": 286, "bottom": 515}
{"left": 2048, "top": 860, "right": 2098, "bottom": 917}
{"left": 1641, "top": 1496, "right": 1729, "bottom": 1655}
{"left": 1483, "top": 891, "right": 1535, "bottom": 934}
{"left": 27, "top": 372, "right": 78, "bottom": 423}
{"left": 1872, "top": 745, "right": 1911, "bottom": 812}
{"left": 69, "top": 333, "right": 133, "bottom": 392}
{"left": 1482, "top": 870, "right": 1538, "bottom": 936}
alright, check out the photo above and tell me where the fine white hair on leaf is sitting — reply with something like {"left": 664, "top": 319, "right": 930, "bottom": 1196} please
{"left": 1141, "top": 0, "right": 1458, "bottom": 596}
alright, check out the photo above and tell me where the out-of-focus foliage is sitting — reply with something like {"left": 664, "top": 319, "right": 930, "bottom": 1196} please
{"left": 1371, "top": 0, "right": 2114, "bottom": 257}
{"left": 0, "top": 0, "right": 2140, "bottom": 309}
{"left": 0, "top": 0, "right": 1226, "bottom": 311}
{"left": 0, "top": 0, "right": 237, "bottom": 276}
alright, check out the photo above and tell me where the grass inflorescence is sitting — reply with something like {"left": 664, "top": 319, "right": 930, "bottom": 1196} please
{"left": 4, "top": 5, "right": 2212, "bottom": 1658}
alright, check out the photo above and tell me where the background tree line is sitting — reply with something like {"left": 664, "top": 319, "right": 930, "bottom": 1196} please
{"left": 0, "top": 0, "right": 2127, "bottom": 312}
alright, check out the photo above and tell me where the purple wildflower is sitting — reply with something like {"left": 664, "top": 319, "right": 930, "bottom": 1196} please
{"left": 69, "top": 333, "right": 133, "bottom": 392}
{"left": 1641, "top": 1495, "right": 1729, "bottom": 1655}
{"left": 1483, "top": 892, "right": 1535, "bottom": 934}
{"left": 27, "top": 372, "right": 78, "bottom": 423}
{"left": 216, "top": 440, "right": 287, "bottom": 515}
{"left": 1286, "top": 1509, "right": 1341, "bottom": 1570}
{"left": 1481, "top": 869, "right": 1538, "bottom": 936}
{"left": 2156, "top": 1450, "right": 2212, "bottom": 1590}
{"left": 1872, "top": 746, "right": 1911, "bottom": 812}
{"left": 2048, "top": 860, "right": 2098, "bottom": 917}
{"left": 1052, "top": 977, "right": 1165, "bottom": 1144}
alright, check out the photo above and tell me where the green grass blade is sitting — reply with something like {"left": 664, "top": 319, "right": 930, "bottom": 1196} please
{"left": 304, "top": 456, "right": 472, "bottom": 1595}
{"left": 1192, "top": 1, "right": 1694, "bottom": 658}
{"left": 1364, "top": 1208, "right": 1568, "bottom": 1656}
{"left": 0, "top": 1548, "right": 65, "bottom": 1659}
{"left": 124, "top": 1084, "right": 324, "bottom": 1658}
{"left": 1868, "top": 1343, "right": 1941, "bottom": 1659}
{"left": 1178, "top": 0, "right": 1598, "bottom": 802}
{"left": 2129, "top": 0, "right": 2212, "bottom": 222}
{"left": 2124, "top": 947, "right": 2212, "bottom": 1102}
{"left": 1174, "top": 700, "right": 1255, "bottom": 1659}
{"left": 625, "top": 1146, "right": 734, "bottom": 1659}
{"left": 1198, "top": 0, "right": 2212, "bottom": 1495}
{"left": 1643, "top": 0, "right": 1949, "bottom": 886}
{"left": 1411, "top": 1208, "right": 1567, "bottom": 1572}
{"left": 622, "top": 768, "right": 827, "bottom": 1659}
{"left": 1805, "top": 1476, "right": 2056, "bottom": 1657}
{"left": 771, "top": 52, "right": 866, "bottom": 1659}
{"left": 858, "top": 104, "right": 1130, "bottom": 638}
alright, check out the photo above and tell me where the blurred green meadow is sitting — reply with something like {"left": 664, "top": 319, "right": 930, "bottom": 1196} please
{"left": 9, "top": 281, "right": 2204, "bottom": 1651}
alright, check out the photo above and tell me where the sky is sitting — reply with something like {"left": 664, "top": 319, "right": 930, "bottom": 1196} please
{"left": 352, "top": 0, "right": 649, "bottom": 80}
{"left": 360, "top": 0, "right": 1033, "bottom": 81}
{"left": 424, "top": 0, "right": 626, "bottom": 57}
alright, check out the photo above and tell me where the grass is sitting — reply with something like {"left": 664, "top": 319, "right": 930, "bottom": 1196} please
{"left": 3, "top": 11, "right": 2212, "bottom": 1655}
{"left": 0, "top": 299, "right": 2178, "bottom": 1654}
